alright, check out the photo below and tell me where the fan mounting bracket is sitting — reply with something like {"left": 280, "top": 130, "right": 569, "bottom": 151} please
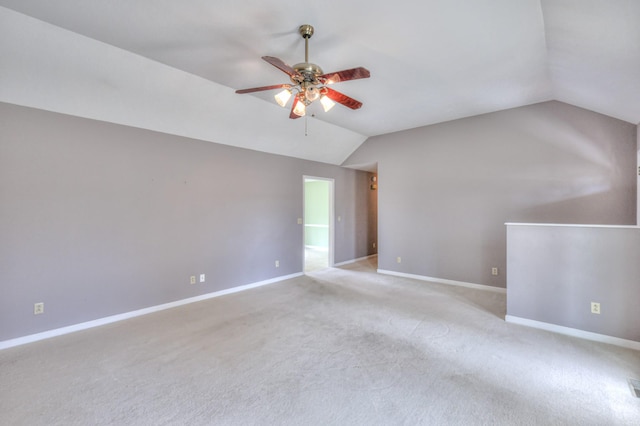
{"left": 298, "top": 24, "right": 314, "bottom": 39}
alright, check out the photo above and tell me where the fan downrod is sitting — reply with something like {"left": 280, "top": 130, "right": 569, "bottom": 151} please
{"left": 293, "top": 24, "right": 322, "bottom": 81}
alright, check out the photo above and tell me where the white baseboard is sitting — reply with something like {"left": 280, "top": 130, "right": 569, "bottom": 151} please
{"left": 0, "top": 272, "right": 303, "bottom": 351}
{"left": 377, "top": 269, "right": 506, "bottom": 294}
{"left": 334, "top": 254, "right": 377, "bottom": 267}
{"left": 505, "top": 315, "right": 640, "bottom": 351}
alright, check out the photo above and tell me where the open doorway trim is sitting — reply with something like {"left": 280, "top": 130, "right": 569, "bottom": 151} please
{"left": 303, "top": 176, "right": 335, "bottom": 272}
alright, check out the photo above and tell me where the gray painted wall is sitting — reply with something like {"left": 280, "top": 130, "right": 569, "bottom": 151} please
{"left": 0, "top": 102, "right": 370, "bottom": 342}
{"left": 344, "top": 101, "right": 637, "bottom": 287}
{"left": 506, "top": 224, "right": 640, "bottom": 342}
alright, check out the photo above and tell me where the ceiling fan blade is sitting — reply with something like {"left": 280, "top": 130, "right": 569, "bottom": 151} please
{"left": 262, "top": 56, "right": 298, "bottom": 77}
{"left": 235, "top": 84, "right": 290, "bottom": 94}
{"left": 289, "top": 97, "right": 303, "bottom": 119}
{"left": 323, "top": 87, "right": 363, "bottom": 110}
{"left": 319, "top": 67, "right": 370, "bottom": 84}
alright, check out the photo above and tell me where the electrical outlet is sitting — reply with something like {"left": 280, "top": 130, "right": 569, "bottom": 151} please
{"left": 397, "top": 257, "right": 401, "bottom": 263}
{"left": 297, "top": 218, "right": 303, "bottom": 224}
{"left": 190, "top": 275, "right": 196, "bottom": 285}
{"left": 199, "top": 274, "right": 205, "bottom": 283}
{"left": 491, "top": 267, "right": 498, "bottom": 276}
{"left": 34, "top": 302, "right": 44, "bottom": 315}
{"left": 373, "top": 242, "right": 376, "bottom": 249}
{"left": 591, "top": 302, "right": 601, "bottom": 314}
{"left": 275, "top": 260, "right": 279, "bottom": 268}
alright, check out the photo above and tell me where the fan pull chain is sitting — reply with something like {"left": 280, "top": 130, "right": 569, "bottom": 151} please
{"left": 305, "top": 116, "right": 308, "bottom": 136}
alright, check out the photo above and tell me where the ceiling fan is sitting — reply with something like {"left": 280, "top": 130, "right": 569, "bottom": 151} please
{"left": 235, "top": 24, "right": 370, "bottom": 119}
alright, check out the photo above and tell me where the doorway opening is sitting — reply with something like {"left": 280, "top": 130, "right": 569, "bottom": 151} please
{"left": 303, "top": 176, "right": 334, "bottom": 272}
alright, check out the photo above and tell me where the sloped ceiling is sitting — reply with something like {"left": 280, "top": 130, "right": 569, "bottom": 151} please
{"left": 0, "top": 0, "right": 638, "bottom": 166}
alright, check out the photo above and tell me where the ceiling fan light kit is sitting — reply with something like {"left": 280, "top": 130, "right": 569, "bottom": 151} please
{"left": 236, "top": 25, "right": 370, "bottom": 119}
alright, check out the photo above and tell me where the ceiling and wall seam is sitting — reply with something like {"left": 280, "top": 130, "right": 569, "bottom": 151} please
{"left": 1, "top": 1, "right": 638, "bottom": 163}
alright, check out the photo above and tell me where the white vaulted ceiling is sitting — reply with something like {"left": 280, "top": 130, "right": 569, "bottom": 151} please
{"left": 1, "top": 0, "right": 638, "bottom": 165}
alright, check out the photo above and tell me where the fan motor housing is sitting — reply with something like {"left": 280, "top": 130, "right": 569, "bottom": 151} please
{"left": 293, "top": 62, "right": 323, "bottom": 76}
{"left": 292, "top": 62, "right": 323, "bottom": 84}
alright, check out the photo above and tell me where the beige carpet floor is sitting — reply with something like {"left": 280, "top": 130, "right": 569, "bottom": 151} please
{"left": 304, "top": 246, "right": 329, "bottom": 272}
{"left": 1, "top": 257, "right": 639, "bottom": 425}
